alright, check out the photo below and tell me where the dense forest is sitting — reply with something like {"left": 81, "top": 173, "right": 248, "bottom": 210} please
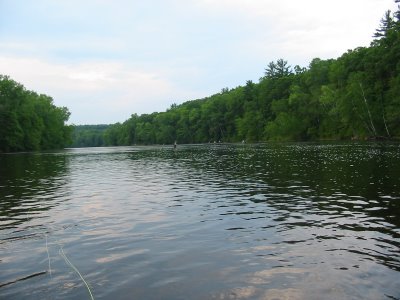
{"left": 70, "top": 125, "right": 109, "bottom": 148}
{"left": 93, "top": 2, "right": 399, "bottom": 146}
{"left": 0, "top": 75, "right": 72, "bottom": 152}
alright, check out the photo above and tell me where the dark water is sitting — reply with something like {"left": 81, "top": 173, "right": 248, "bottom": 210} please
{"left": 0, "top": 142, "right": 399, "bottom": 300}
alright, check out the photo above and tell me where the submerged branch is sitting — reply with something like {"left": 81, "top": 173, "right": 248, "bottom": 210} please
{"left": 0, "top": 271, "right": 47, "bottom": 288}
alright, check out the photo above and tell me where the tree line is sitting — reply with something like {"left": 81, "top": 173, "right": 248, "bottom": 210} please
{"left": 70, "top": 124, "right": 109, "bottom": 147}
{"left": 89, "top": 3, "right": 399, "bottom": 146}
{"left": 3, "top": 2, "right": 399, "bottom": 151}
{"left": 0, "top": 75, "right": 72, "bottom": 152}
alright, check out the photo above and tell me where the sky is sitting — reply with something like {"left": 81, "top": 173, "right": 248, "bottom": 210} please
{"left": 0, "top": 0, "right": 398, "bottom": 125}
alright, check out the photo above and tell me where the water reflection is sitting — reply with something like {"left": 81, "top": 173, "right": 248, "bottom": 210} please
{"left": 0, "top": 152, "right": 70, "bottom": 230}
{"left": 0, "top": 143, "right": 399, "bottom": 299}
{"left": 154, "top": 142, "right": 400, "bottom": 296}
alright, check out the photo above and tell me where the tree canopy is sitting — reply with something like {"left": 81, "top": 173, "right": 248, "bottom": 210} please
{"left": 5, "top": 2, "right": 399, "bottom": 149}
{"left": 0, "top": 75, "right": 72, "bottom": 152}
{"left": 70, "top": 125, "right": 109, "bottom": 147}
{"left": 93, "top": 3, "right": 400, "bottom": 146}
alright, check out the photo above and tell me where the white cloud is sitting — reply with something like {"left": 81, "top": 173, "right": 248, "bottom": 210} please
{"left": 0, "top": 0, "right": 397, "bottom": 123}
{"left": 0, "top": 55, "right": 196, "bottom": 124}
{"left": 196, "top": 0, "right": 397, "bottom": 63}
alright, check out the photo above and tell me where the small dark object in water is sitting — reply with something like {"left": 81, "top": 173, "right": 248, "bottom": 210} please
{"left": 0, "top": 271, "right": 47, "bottom": 288}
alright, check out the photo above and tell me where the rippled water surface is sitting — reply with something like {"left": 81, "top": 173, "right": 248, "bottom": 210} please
{"left": 1, "top": 142, "right": 399, "bottom": 299}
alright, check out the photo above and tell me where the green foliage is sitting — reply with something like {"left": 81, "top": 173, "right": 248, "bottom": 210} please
{"left": 374, "top": 10, "right": 396, "bottom": 38}
{"left": 0, "top": 76, "right": 72, "bottom": 152}
{"left": 70, "top": 125, "right": 109, "bottom": 147}
{"left": 264, "top": 59, "right": 292, "bottom": 79}
{"left": 75, "top": 2, "right": 400, "bottom": 146}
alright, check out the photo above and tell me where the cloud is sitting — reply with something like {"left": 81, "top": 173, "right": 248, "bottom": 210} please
{"left": 0, "top": 55, "right": 197, "bottom": 124}
{"left": 196, "top": 0, "right": 397, "bottom": 62}
{"left": 0, "top": 0, "right": 397, "bottom": 124}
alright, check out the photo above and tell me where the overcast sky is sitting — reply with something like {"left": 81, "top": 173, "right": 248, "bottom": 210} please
{"left": 0, "top": 0, "right": 397, "bottom": 124}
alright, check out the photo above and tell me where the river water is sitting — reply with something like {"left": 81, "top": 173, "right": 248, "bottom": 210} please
{"left": 0, "top": 142, "right": 399, "bottom": 300}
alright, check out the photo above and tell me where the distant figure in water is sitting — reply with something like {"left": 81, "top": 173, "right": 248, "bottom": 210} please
{"left": 174, "top": 141, "right": 177, "bottom": 150}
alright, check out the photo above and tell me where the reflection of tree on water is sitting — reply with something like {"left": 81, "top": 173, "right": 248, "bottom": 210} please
{"left": 0, "top": 152, "right": 70, "bottom": 229}
{"left": 166, "top": 143, "right": 400, "bottom": 221}
{"left": 159, "top": 143, "right": 400, "bottom": 271}
{"left": 0, "top": 144, "right": 398, "bottom": 299}
{"left": 130, "top": 143, "right": 400, "bottom": 237}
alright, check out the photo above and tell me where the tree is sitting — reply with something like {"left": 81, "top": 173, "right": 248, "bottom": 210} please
{"left": 0, "top": 75, "right": 72, "bottom": 152}
{"left": 265, "top": 59, "right": 292, "bottom": 79}
{"left": 374, "top": 10, "right": 395, "bottom": 38}
{"left": 81, "top": 2, "right": 400, "bottom": 145}
{"left": 394, "top": 0, "right": 400, "bottom": 23}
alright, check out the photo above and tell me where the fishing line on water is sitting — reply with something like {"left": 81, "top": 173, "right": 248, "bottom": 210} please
{"left": 43, "top": 227, "right": 95, "bottom": 300}
{"left": 45, "top": 234, "right": 52, "bottom": 277}
{"left": 59, "top": 245, "right": 95, "bottom": 300}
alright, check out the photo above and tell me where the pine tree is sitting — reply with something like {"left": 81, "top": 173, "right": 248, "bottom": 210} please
{"left": 374, "top": 10, "right": 395, "bottom": 38}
